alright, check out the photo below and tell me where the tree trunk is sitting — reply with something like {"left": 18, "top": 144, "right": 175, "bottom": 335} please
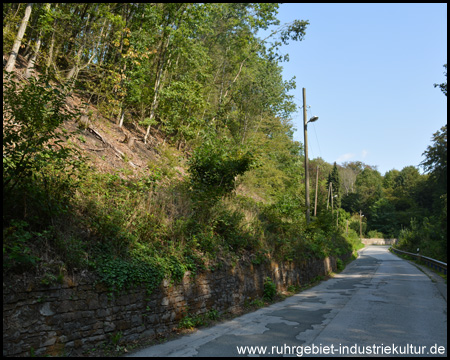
{"left": 25, "top": 4, "right": 51, "bottom": 78}
{"left": 45, "top": 4, "right": 59, "bottom": 74}
{"left": 5, "top": 3, "right": 33, "bottom": 72}
{"left": 46, "top": 29, "right": 55, "bottom": 73}
{"left": 24, "top": 36, "right": 41, "bottom": 78}
{"left": 144, "top": 35, "right": 170, "bottom": 144}
{"left": 118, "top": 109, "right": 125, "bottom": 128}
{"left": 66, "top": 10, "right": 92, "bottom": 80}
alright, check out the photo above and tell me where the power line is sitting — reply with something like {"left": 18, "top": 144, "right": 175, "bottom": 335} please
{"left": 311, "top": 121, "right": 322, "bottom": 159}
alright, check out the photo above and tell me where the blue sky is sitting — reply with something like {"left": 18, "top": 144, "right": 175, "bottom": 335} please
{"left": 258, "top": 3, "right": 447, "bottom": 175}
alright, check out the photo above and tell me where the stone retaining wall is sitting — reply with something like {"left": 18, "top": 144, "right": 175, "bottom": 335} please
{"left": 3, "top": 254, "right": 348, "bottom": 356}
{"left": 361, "top": 238, "right": 398, "bottom": 245}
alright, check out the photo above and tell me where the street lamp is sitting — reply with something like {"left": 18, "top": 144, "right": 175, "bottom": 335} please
{"left": 308, "top": 115, "right": 319, "bottom": 123}
{"left": 302, "top": 88, "right": 319, "bottom": 224}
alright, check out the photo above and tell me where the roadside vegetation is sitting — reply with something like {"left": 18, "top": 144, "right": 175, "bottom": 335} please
{"left": 3, "top": 4, "right": 446, "bottom": 297}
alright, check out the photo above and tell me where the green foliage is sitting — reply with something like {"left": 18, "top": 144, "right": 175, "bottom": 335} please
{"left": 336, "top": 258, "right": 344, "bottom": 272}
{"left": 207, "top": 309, "right": 220, "bottom": 321}
{"left": 3, "top": 70, "right": 81, "bottom": 193}
{"left": 95, "top": 253, "right": 164, "bottom": 293}
{"left": 396, "top": 217, "right": 446, "bottom": 263}
{"left": 355, "top": 167, "right": 383, "bottom": 216}
{"left": 4, "top": 3, "right": 415, "bottom": 299}
{"left": 367, "top": 230, "right": 384, "bottom": 239}
{"left": 368, "top": 198, "right": 397, "bottom": 237}
{"left": 328, "top": 162, "right": 341, "bottom": 209}
{"left": 110, "top": 331, "right": 123, "bottom": 346}
{"left": 178, "top": 312, "right": 205, "bottom": 330}
{"left": 188, "top": 136, "right": 257, "bottom": 204}
{"left": 263, "top": 277, "right": 277, "bottom": 301}
{"left": 177, "top": 308, "right": 220, "bottom": 330}
{"left": 420, "top": 124, "right": 447, "bottom": 196}
{"left": 433, "top": 64, "right": 447, "bottom": 97}
{"left": 3, "top": 220, "right": 41, "bottom": 272}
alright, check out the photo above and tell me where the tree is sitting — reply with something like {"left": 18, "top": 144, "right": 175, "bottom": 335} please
{"left": 327, "top": 162, "right": 341, "bottom": 209}
{"left": 25, "top": 3, "right": 52, "bottom": 78}
{"left": 3, "top": 70, "right": 80, "bottom": 193}
{"left": 188, "top": 135, "right": 256, "bottom": 205}
{"left": 5, "top": 3, "right": 33, "bottom": 72}
{"left": 420, "top": 124, "right": 447, "bottom": 195}
{"left": 355, "top": 167, "right": 383, "bottom": 217}
{"left": 434, "top": 64, "right": 447, "bottom": 97}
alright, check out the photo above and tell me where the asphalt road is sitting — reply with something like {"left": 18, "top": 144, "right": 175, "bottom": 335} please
{"left": 126, "top": 246, "right": 447, "bottom": 357}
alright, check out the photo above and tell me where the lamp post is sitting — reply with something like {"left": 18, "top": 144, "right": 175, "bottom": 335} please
{"left": 302, "top": 88, "right": 319, "bottom": 224}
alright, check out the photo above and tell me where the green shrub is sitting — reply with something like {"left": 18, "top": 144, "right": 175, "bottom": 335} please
{"left": 3, "top": 70, "right": 81, "bottom": 194}
{"left": 94, "top": 253, "right": 164, "bottom": 293}
{"left": 178, "top": 310, "right": 206, "bottom": 330}
{"left": 188, "top": 136, "right": 256, "bottom": 205}
{"left": 263, "top": 277, "right": 277, "bottom": 301}
{"left": 3, "top": 220, "right": 41, "bottom": 272}
{"left": 336, "top": 258, "right": 344, "bottom": 272}
{"left": 367, "top": 230, "right": 384, "bottom": 239}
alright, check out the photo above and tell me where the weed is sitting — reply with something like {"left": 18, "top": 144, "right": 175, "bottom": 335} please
{"left": 110, "top": 331, "right": 123, "bottom": 351}
{"left": 263, "top": 277, "right": 277, "bottom": 301}
{"left": 206, "top": 309, "right": 219, "bottom": 321}
{"left": 250, "top": 298, "right": 265, "bottom": 308}
{"left": 336, "top": 258, "right": 344, "bottom": 272}
{"left": 178, "top": 312, "right": 205, "bottom": 330}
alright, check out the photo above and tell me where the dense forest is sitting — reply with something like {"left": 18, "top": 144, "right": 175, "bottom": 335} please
{"left": 3, "top": 3, "right": 447, "bottom": 293}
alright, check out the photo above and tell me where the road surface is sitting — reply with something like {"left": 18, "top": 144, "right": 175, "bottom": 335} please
{"left": 126, "top": 246, "right": 447, "bottom": 357}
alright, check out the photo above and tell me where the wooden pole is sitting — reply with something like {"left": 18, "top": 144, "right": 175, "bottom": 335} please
{"left": 314, "top": 165, "right": 319, "bottom": 216}
{"left": 360, "top": 210, "right": 363, "bottom": 239}
{"left": 303, "top": 88, "right": 310, "bottom": 224}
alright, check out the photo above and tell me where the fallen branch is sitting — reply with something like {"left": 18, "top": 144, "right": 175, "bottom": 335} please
{"left": 84, "top": 125, "right": 140, "bottom": 168}
{"left": 83, "top": 146, "right": 106, "bottom": 151}
{"left": 87, "top": 127, "right": 107, "bottom": 144}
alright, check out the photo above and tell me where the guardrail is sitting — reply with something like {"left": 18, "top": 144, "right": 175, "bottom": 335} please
{"left": 390, "top": 247, "right": 447, "bottom": 275}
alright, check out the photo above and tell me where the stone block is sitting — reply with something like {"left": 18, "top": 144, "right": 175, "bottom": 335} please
{"left": 131, "top": 314, "right": 143, "bottom": 326}
{"left": 56, "top": 300, "right": 73, "bottom": 313}
{"left": 161, "top": 297, "right": 169, "bottom": 306}
{"left": 104, "top": 322, "right": 116, "bottom": 333}
{"left": 115, "top": 320, "right": 131, "bottom": 331}
{"left": 140, "top": 329, "right": 156, "bottom": 339}
{"left": 39, "top": 302, "right": 55, "bottom": 316}
{"left": 96, "top": 308, "right": 111, "bottom": 318}
{"left": 42, "top": 336, "right": 57, "bottom": 347}
{"left": 86, "top": 295, "right": 100, "bottom": 310}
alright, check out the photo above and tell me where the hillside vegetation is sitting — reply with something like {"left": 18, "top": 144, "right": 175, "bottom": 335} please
{"left": 3, "top": 4, "right": 446, "bottom": 292}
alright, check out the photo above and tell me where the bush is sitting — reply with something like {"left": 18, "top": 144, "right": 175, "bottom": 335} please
{"left": 188, "top": 136, "right": 256, "bottom": 205}
{"left": 3, "top": 220, "right": 41, "bottom": 272}
{"left": 3, "top": 70, "right": 81, "bottom": 194}
{"left": 336, "top": 258, "right": 344, "bottom": 272}
{"left": 367, "top": 230, "right": 384, "bottom": 239}
{"left": 263, "top": 277, "right": 277, "bottom": 301}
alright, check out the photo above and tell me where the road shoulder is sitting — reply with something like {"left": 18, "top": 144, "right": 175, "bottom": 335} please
{"left": 389, "top": 248, "right": 447, "bottom": 302}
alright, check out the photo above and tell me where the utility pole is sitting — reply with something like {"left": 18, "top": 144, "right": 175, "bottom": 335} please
{"left": 314, "top": 165, "right": 319, "bottom": 217}
{"left": 331, "top": 185, "right": 334, "bottom": 214}
{"left": 359, "top": 210, "right": 364, "bottom": 239}
{"left": 327, "top": 182, "right": 332, "bottom": 210}
{"left": 303, "top": 88, "right": 311, "bottom": 224}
